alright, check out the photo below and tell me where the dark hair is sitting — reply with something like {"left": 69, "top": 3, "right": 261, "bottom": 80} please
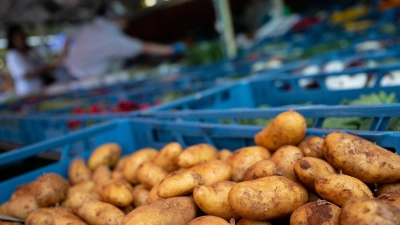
{"left": 6, "top": 24, "right": 29, "bottom": 50}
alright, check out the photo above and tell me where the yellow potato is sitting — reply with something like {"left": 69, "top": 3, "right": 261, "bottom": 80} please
{"left": 69, "top": 191, "right": 101, "bottom": 213}
{"left": 315, "top": 174, "right": 373, "bottom": 207}
{"left": 293, "top": 157, "right": 337, "bottom": 192}
{"left": 254, "top": 110, "right": 306, "bottom": 151}
{"left": 136, "top": 162, "right": 168, "bottom": 189}
{"left": 91, "top": 165, "right": 111, "bottom": 184}
{"left": 324, "top": 132, "right": 400, "bottom": 184}
{"left": 132, "top": 185, "right": 150, "bottom": 207}
{"left": 88, "top": 143, "right": 121, "bottom": 170}
{"left": 121, "top": 197, "right": 197, "bottom": 225}
{"left": 188, "top": 216, "right": 231, "bottom": 225}
{"left": 52, "top": 212, "right": 88, "bottom": 225}
{"left": 243, "top": 160, "right": 276, "bottom": 181}
{"left": 101, "top": 179, "right": 133, "bottom": 207}
{"left": 376, "top": 182, "right": 400, "bottom": 196}
{"left": 177, "top": 144, "right": 219, "bottom": 168}
{"left": 152, "top": 142, "right": 182, "bottom": 172}
{"left": 122, "top": 148, "right": 158, "bottom": 184}
{"left": 77, "top": 201, "right": 125, "bottom": 225}
{"left": 340, "top": 197, "right": 400, "bottom": 225}
{"left": 228, "top": 176, "right": 308, "bottom": 220}
{"left": 68, "top": 157, "right": 92, "bottom": 185}
{"left": 25, "top": 208, "right": 68, "bottom": 225}
{"left": 157, "top": 170, "right": 203, "bottom": 198}
{"left": 111, "top": 168, "right": 124, "bottom": 180}
{"left": 115, "top": 156, "right": 127, "bottom": 170}
{"left": 236, "top": 219, "right": 271, "bottom": 225}
{"left": 189, "top": 160, "right": 232, "bottom": 186}
{"left": 148, "top": 180, "right": 164, "bottom": 204}
{"left": 69, "top": 180, "right": 95, "bottom": 194}
{"left": 10, "top": 181, "right": 38, "bottom": 200}
{"left": 270, "top": 145, "right": 303, "bottom": 180}
{"left": 0, "top": 201, "right": 10, "bottom": 216}
{"left": 0, "top": 222, "right": 23, "bottom": 225}
{"left": 219, "top": 149, "right": 233, "bottom": 162}
{"left": 289, "top": 200, "right": 341, "bottom": 225}
{"left": 226, "top": 146, "right": 271, "bottom": 182}
{"left": 35, "top": 173, "right": 70, "bottom": 207}
{"left": 193, "top": 181, "right": 239, "bottom": 220}
{"left": 377, "top": 190, "right": 400, "bottom": 209}
{"left": 7, "top": 194, "right": 38, "bottom": 219}
{"left": 298, "top": 136, "right": 325, "bottom": 159}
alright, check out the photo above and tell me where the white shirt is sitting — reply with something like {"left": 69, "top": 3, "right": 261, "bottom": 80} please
{"left": 64, "top": 17, "right": 144, "bottom": 79}
{"left": 6, "top": 50, "right": 43, "bottom": 96}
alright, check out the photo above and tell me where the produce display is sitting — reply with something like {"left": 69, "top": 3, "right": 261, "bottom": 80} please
{"left": 1, "top": 110, "right": 400, "bottom": 224}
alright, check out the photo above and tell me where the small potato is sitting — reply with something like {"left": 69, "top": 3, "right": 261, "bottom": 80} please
{"left": 229, "top": 176, "right": 308, "bottom": 220}
{"left": 10, "top": 181, "right": 38, "bottom": 200}
{"left": 7, "top": 195, "right": 38, "bottom": 219}
{"left": 0, "top": 201, "right": 10, "bottom": 216}
{"left": 376, "top": 182, "right": 400, "bottom": 196}
{"left": 68, "top": 158, "right": 92, "bottom": 185}
{"left": 294, "top": 157, "right": 337, "bottom": 192}
{"left": 69, "top": 191, "right": 101, "bottom": 213}
{"left": 219, "top": 149, "right": 233, "bottom": 162}
{"left": 25, "top": 208, "right": 63, "bottom": 225}
{"left": 122, "top": 148, "right": 158, "bottom": 184}
{"left": 136, "top": 162, "right": 168, "bottom": 189}
{"left": 121, "top": 197, "right": 197, "bottom": 225}
{"left": 377, "top": 190, "right": 400, "bottom": 209}
{"left": 152, "top": 142, "right": 182, "bottom": 172}
{"left": 177, "top": 144, "right": 219, "bottom": 168}
{"left": 193, "top": 181, "right": 240, "bottom": 220}
{"left": 189, "top": 160, "right": 232, "bottom": 186}
{"left": 132, "top": 185, "right": 150, "bottom": 207}
{"left": 290, "top": 200, "right": 341, "bottom": 225}
{"left": 115, "top": 156, "right": 127, "bottom": 170}
{"left": 188, "top": 216, "right": 231, "bottom": 225}
{"left": 35, "top": 173, "right": 70, "bottom": 207}
{"left": 226, "top": 146, "right": 271, "bottom": 182}
{"left": 340, "top": 197, "right": 400, "bottom": 225}
{"left": 324, "top": 132, "right": 400, "bottom": 184}
{"left": 77, "top": 201, "right": 125, "bottom": 225}
{"left": 315, "top": 174, "right": 373, "bottom": 207}
{"left": 157, "top": 170, "right": 203, "bottom": 198}
{"left": 101, "top": 179, "right": 133, "bottom": 207}
{"left": 69, "top": 180, "right": 95, "bottom": 194}
{"left": 243, "top": 160, "right": 276, "bottom": 181}
{"left": 88, "top": 143, "right": 121, "bottom": 170}
{"left": 111, "top": 169, "right": 124, "bottom": 180}
{"left": 254, "top": 110, "right": 306, "bottom": 151}
{"left": 236, "top": 219, "right": 271, "bottom": 225}
{"left": 270, "top": 145, "right": 303, "bottom": 180}
{"left": 91, "top": 165, "right": 111, "bottom": 184}
{"left": 298, "top": 136, "right": 325, "bottom": 159}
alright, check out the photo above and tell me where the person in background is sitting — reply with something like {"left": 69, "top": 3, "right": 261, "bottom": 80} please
{"left": 58, "top": 2, "right": 185, "bottom": 81}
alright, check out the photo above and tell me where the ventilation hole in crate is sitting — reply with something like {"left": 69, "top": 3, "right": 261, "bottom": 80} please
{"left": 221, "top": 90, "right": 230, "bottom": 102}
{"left": 152, "top": 129, "right": 173, "bottom": 143}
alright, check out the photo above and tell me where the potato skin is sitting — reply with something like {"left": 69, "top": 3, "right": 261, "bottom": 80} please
{"left": 121, "top": 197, "right": 197, "bottom": 225}
{"left": 243, "top": 160, "right": 276, "bottom": 181}
{"left": 101, "top": 179, "right": 133, "bottom": 207}
{"left": 219, "top": 149, "right": 233, "bottom": 162}
{"left": 7, "top": 194, "right": 38, "bottom": 219}
{"left": 136, "top": 162, "right": 168, "bottom": 189}
{"left": 25, "top": 207, "right": 72, "bottom": 225}
{"left": 10, "top": 181, "right": 38, "bottom": 200}
{"left": 376, "top": 183, "right": 400, "bottom": 196}
{"left": 377, "top": 190, "right": 400, "bottom": 209}
{"left": 236, "top": 219, "right": 271, "bottom": 225}
{"left": 189, "top": 160, "right": 232, "bottom": 186}
{"left": 254, "top": 110, "right": 306, "bottom": 151}
{"left": 340, "top": 197, "right": 400, "bottom": 225}
{"left": 177, "top": 144, "right": 219, "bottom": 168}
{"left": 226, "top": 146, "right": 271, "bottom": 182}
{"left": 77, "top": 201, "right": 125, "bottom": 225}
{"left": 193, "top": 181, "right": 240, "bottom": 220}
{"left": 152, "top": 142, "right": 182, "bottom": 172}
{"left": 122, "top": 148, "right": 158, "bottom": 184}
{"left": 69, "top": 191, "right": 101, "bottom": 213}
{"left": 270, "top": 145, "right": 303, "bottom": 180}
{"left": 294, "top": 157, "right": 337, "bottom": 192}
{"left": 228, "top": 176, "right": 308, "bottom": 220}
{"left": 148, "top": 180, "right": 164, "bottom": 203}
{"left": 188, "top": 216, "right": 231, "bottom": 225}
{"left": 298, "top": 136, "right": 325, "bottom": 159}
{"left": 88, "top": 143, "right": 121, "bottom": 170}
{"left": 35, "top": 173, "right": 70, "bottom": 207}
{"left": 92, "top": 165, "right": 111, "bottom": 184}
{"left": 315, "top": 174, "right": 373, "bottom": 207}
{"left": 0, "top": 201, "right": 10, "bottom": 216}
{"left": 290, "top": 200, "right": 341, "bottom": 225}
{"left": 132, "top": 185, "right": 150, "bottom": 207}
{"left": 68, "top": 158, "right": 92, "bottom": 185}
{"left": 324, "top": 132, "right": 400, "bottom": 184}
{"left": 69, "top": 180, "right": 95, "bottom": 194}
{"left": 157, "top": 170, "right": 203, "bottom": 198}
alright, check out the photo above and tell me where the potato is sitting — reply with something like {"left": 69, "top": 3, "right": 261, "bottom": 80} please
{"left": 190, "top": 160, "right": 232, "bottom": 186}
{"left": 228, "top": 176, "right": 308, "bottom": 220}
{"left": 91, "top": 165, "right": 111, "bottom": 184}
{"left": 115, "top": 156, "right": 127, "bottom": 170}
{"left": 219, "top": 149, "right": 233, "bottom": 162}
{"left": 236, "top": 219, "right": 271, "bottom": 225}
{"left": 254, "top": 110, "right": 306, "bottom": 151}
{"left": 270, "top": 145, "right": 303, "bottom": 180}
{"left": 132, "top": 185, "right": 150, "bottom": 207}
{"left": 340, "top": 197, "right": 400, "bottom": 225}
{"left": 152, "top": 142, "right": 182, "bottom": 172}
{"left": 122, "top": 148, "right": 158, "bottom": 184}
{"left": 148, "top": 180, "right": 164, "bottom": 203}
{"left": 69, "top": 180, "right": 95, "bottom": 194}
{"left": 136, "top": 162, "right": 168, "bottom": 189}
{"left": 52, "top": 212, "right": 88, "bottom": 225}
{"left": 226, "top": 146, "right": 271, "bottom": 182}
{"left": 10, "top": 181, "right": 38, "bottom": 200}
{"left": 68, "top": 157, "right": 92, "bottom": 185}
{"left": 7, "top": 194, "right": 38, "bottom": 219}
{"left": 25, "top": 208, "right": 69, "bottom": 225}
{"left": 243, "top": 160, "right": 276, "bottom": 181}
{"left": 69, "top": 191, "right": 101, "bottom": 213}
{"left": 177, "top": 144, "right": 219, "bottom": 168}
{"left": 0, "top": 201, "right": 10, "bottom": 216}
{"left": 111, "top": 169, "right": 124, "bottom": 180}
{"left": 315, "top": 174, "right": 373, "bottom": 207}
{"left": 0, "top": 222, "right": 23, "bottom": 225}
{"left": 88, "top": 143, "right": 121, "bottom": 170}
{"left": 298, "top": 136, "right": 325, "bottom": 159}
{"left": 157, "top": 170, "right": 203, "bottom": 198}
{"left": 376, "top": 182, "right": 400, "bottom": 196}
{"left": 77, "top": 201, "right": 125, "bottom": 225}
{"left": 101, "top": 179, "right": 133, "bottom": 207}
{"left": 35, "top": 173, "right": 69, "bottom": 207}
{"left": 188, "top": 216, "right": 231, "bottom": 225}
{"left": 290, "top": 200, "right": 340, "bottom": 225}
{"left": 377, "top": 190, "right": 400, "bottom": 209}
{"left": 294, "top": 157, "right": 337, "bottom": 192}
{"left": 193, "top": 181, "right": 240, "bottom": 220}
{"left": 121, "top": 197, "right": 197, "bottom": 225}
{"left": 324, "top": 132, "right": 400, "bottom": 184}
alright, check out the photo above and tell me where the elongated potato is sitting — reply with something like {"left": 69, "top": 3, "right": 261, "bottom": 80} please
{"left": 115, "top": 156, "right": 127, "bottom": 170}
{"left": 290, "top": 200, "right": 341, "bottom": 225}
{"left": 377, "top": 190, "right": 400, "bottom": 209}
{"left": 270, "top": 145, "right": 303, "bottom": 180}
{"left": 254, "top": 110, "right": 306, "bottom": 151}
{"left": 376, "top": 182, "right": 400, "bottom": 196}
{"left": 69, "top": 191, "right": 101, "bottom": 213}
{"left": 52, "top": 211, "right": 88, "bottom": 225}
{"left": 294, "top": 157, "right": 337, "bottom": 192}
{"left": 177, "top": 144, "right": 219, "bottom": 168}
{"left": 132, "top": 185, "right": 150, "bottom": 207}
{"left": 10, "top": 181, "right": 38, "bottom": 200}
{"left": 0, "top": 201, "right": 10, "bottom": 216}
{"left": 121, "top": 197, "right": 197, "bottom": 225}
{"left": 101, "top": 179, "right": 133, "bottom": 207}
{"left": 236, "top": 219, "right": 271, "bottom": 225}
{"left": 243, "top": 160, "right": 276, "bottom": 181}
{"left": 193, "top": 181, "right": 240, "bottom": 220}
{"left": 88, "top": 143, "right": 121, "bottom": 170}
{"left": 157, "top": 170, "right": 203, "bottom": 198}
{"left": 136, "top": 162, "right": 168, "bottom": 189}
{"left": 229, "top": 176, "right": 308, "bottom": 220}
{"left": 315, "top": 174, "right": 373, "bottom": 207}
{"left": 92, "top": 165, "right": 111, "bottom": 184}
{"left": 69, "top": 180, "right": 95, "bottom": 194}
{"left": 188, "top": 216, "right": 231, "bottom": 225}
{"left": 340, "top": 197, "right": 400, "bottom": 225}
{"left": 7, "top": 194, "right": 38, "bottom": 219}
{"left": 122, "top": 148, "right": 158, "bottom": 184}
{"left": 77, "top": 201, "right": 125, "bottom": 225}
{"left": 152, "top": 142, "right": 182, "bottom": 172}
{"left": 189, "top": 160, "right": 232, "bottom": 186}
{"left": 68, "top": 158, "right": 92, "bottom": 185}
{"left": 227, "top": 146, "right": 271, "bottom": 182}
{"left": 25, "top": 207, "right": 71, "bottom": 225}
{"left": 148, "top": 180, "right": 164, "bottom": 203}
{"left": 219, "top": 149, "right": 233, "bottom": 162}
{"left": 324, "top": 132, "right": 400, "bottom": 184}
{"left": 35, "top": 173, "right": 70, "bottom": 207}
{"left": 298, "top": 136, "right": 325, "bottom": 159}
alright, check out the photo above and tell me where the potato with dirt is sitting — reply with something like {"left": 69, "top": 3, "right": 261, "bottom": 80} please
{"left": 188, "top": 216, "right": 231, "bottom": 225}
{"left": 290, "top": 200, "right": 341, "bottom": 225}
{"left": 298, "top": 136, "right": 325, "bottom": 159}
{"left": 136, "top": 162, "right": 168, "bottom": 189}
{"left": 101, "top": 179, "right": 133, "bottom": 207}
{"left": 236, "top": 219, "right": 271, "bottom": 225}
{"left": 132, "top": 185, "right": 150, "bottom": 207}
{"left": 157, "top": 170, "right": 203, "bottom": 198}
{"left": 377, "top": 190, "right": 400, "bottom": 209}
{"left": 7, "top": 194, "right": 38, "bottom": 220}
{"left": 122, "top": 148, "right": 158, "bottom": 184}
{"left": 270, "top": 145, "right": 303, "bottom": 180}
{"left": 376, "top": 182, "right": 400, "bottom": 196}
{"left": 69, "top": 191, "right": 101, "bottom": 213}
{"left": 68, "top": 157, "right": 92, "bottom": 185}
{"left": 189, "top": 160, "right": 232, "bottom": 186}
{"left": 243, "top": 160, "right": 276, "bottom": 181}
{"left": 88, "top": 143, "right": 121, "bottom": 170}
{"left": 152, "top": 142, "right": 182, "bottom": 172}
{"left": 219, "top": 149, "right": 233, "bottom": 162}
{"left": 35, "top": 173, "right": 70, "bottom": 207}
{"left": 177, "top": 144, "right": 219, "bottom": 168}
{"left": 77, "top": 201, "right": 125, "bottom": 225}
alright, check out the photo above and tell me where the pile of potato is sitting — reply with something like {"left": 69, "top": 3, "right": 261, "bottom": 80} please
{"left": 1, "top": 110, "right": 400, "bottom": 225}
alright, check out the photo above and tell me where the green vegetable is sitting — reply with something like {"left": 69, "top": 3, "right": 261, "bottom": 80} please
{"left": 185, "top": 41, "right": 224, "bottom": 66}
